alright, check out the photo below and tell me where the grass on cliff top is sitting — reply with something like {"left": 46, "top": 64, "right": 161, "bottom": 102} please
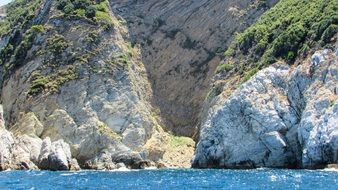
{"left": 218, "top": 0, "right": 338, "bottom": 77}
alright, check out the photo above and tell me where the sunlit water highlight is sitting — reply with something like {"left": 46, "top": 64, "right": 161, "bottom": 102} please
{"left": 0, "top": 169, "right": 337, "bottom": 189}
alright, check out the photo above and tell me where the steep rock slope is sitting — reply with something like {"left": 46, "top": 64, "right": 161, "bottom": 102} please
{"left": 0, "top": 0, "right": 166, "bottom": 169}
{"left": 111, "top": 0, "right": 278, "bottom": 137}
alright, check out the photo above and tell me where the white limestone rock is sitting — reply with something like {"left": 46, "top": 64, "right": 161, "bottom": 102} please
{"left": 194, "top": 50, "right": 338, "bottom": 169}
{"left": 38, "top": 137, "right": 72, "bottom": 171}
{"left": 0, "top": 129, "right": 14, "bottom": 170}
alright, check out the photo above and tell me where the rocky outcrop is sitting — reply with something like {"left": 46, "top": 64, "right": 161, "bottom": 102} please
{"left": 193, "top": 50, "right": 338, "bottom": 169}
{"left": 83, "top": 150, "right": 150, "bottom": 170}
{"left": 111, "top": 151, "right": 150, "bottom": 169}
{"left": 11, "top": 135, "right": 42, "bottom": 170}
{"left": 38, "top": 137, "right": 72, "bottom": 171}
{"left": 1, "top": 100, "right": 76, "bottom": 170}
{"left": 0, "top": 106, "right": 75, "bottom": 171}
{"left": 0, "top": 106, "right": 38, "bottom": 170}
{"left": 0, "top": 128, "right": 14, "bottom": 170}
{"left": 84, "top": 151, "right": 117, "bottom": 170}
{"left": 0, "top": 123, "right": 79, "bottom": 171}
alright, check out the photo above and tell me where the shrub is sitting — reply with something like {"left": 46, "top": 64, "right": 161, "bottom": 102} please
{"left": 0, "top": 0, "right": 42, "bottom": 37}
{"left": 56, "top": 0, "right": 69, "bottom": 10}
{"left": 168, "top": 135, "right": 194, "bottom": 148}
{"left": 13, "top": 25, "right": 45, "bottom": 67}
{"left": 85, "top": 6, "right": 96, "bottom": 18}
{"left": 75, "top": 8, "right": 86, "bottom": 17}
{"left": 272, "top": 23, "right": 306, "bottom": 60}
{"left": 321, "top": 24, "right": 338, "bottom": 43}
{"left": 63, "top": 3, "right": 75, "bottom": 14}
{"left": 95, "top": 10, "right": 113, "bottom": 27}
{"left": 29, "top": 65, "right": 76, "bottom": 95}
{"left": 47, "top": 34, "right": 69, "bottom": 54}
{"left": 29, "top": 71, "right": 49, "bottom": 95}
{"left": 316, "top": 16, "right": 338, "bottom": 39}
{"left": 85, "top": 31, "right": 100, "bottom": 44}
{"left": 0, "top": 44, "right": 14, "bottom": 61}
{"left": 72, "top": 0, "right": 90, "bottom": 9}
{"left": 55, "top": 0, "right": 113, "bottom": 27}
{"left": 223, "top": 0, "right": 338, "bottom": 80}
{"left": 224, "top": 48, "right": 235, "bottom": 57}
{"left": 97, "top": 122, "right": 121, "bottom": 139}
{"left": 207, "top": 83, "right": 224, "bottom": 99}
{"left": 253, "top": 42, "right": 267, "bottom": 56}
{"left": 216, "top": 62, "right": 233, "bottom": 73}
{"left": 243, "top": 68, "right": 259, "bottom": 82}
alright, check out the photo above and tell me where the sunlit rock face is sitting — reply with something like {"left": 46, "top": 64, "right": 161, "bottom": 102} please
{"left": 194, "top": 50, "right": 338, "bottom": 169}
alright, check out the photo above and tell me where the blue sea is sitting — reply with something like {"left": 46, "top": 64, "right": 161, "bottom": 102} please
{"left": 0, "top": 169, "right": 337, "bottom": 189}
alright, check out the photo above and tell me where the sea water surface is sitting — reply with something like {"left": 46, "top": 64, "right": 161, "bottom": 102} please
{"left": 0, "top": 169, "right": 337, "bottom": 189}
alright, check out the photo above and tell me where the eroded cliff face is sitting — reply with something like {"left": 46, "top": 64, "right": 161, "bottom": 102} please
{"left": 110, "top": 0, "right": 278, "bottom": 137}
{"left": 193, "top": 49, "right": 338, "bottom": 169}
{"left": 0, "top": 0, "right": 167, "bottom": 170}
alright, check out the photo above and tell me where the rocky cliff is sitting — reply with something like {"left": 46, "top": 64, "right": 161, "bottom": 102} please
{"left": 0, "top": 0, "right": 277, "bottom": 170}
{"left": 193, "top": 0, "right": 338, "bottom": 169}
{"left": 193, "top": 49, "right": 338, "bottom": 169}
{"left": 0, "top": 0, "right": 337, "bottom": 171}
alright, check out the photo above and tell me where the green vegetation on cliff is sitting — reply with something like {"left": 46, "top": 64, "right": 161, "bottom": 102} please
{"left": 218, "top": 0, "right": 338, "bottom": 78}
{"left": 0, "top": 0, "right": 125, "bottom": 96}
{"left": 56, "top": 0, "right": 113, "bottom": 27}
{"left": 168, "top": 135, "right": 194, "bottom": 149}
{"left": 1, "top": 24, "right": 45, "bottom": 72}
{"left": 0, "top": 0, "right": 42, "bottom": 37}
{"left": 29, "top": 65, "right": 76, "bottom": 95}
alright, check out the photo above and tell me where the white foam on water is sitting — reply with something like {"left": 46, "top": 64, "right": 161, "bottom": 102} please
{"left": 144, "top": 167, "right": 158, "bottom": 170}
{"left": 323, "top": 168, "right": 338, "bottom": 172}
{"left": 270, "top": 175, "right": 278, "bottom": 181}
{"left": 109, "top": 167, "right": 132, "bottom": 172}
{"left": 60, "top": 172, "right": 79, "bottom": 176}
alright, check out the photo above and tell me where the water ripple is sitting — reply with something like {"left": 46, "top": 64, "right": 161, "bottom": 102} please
{"left": 0, "top": 169, "right": 337, "bottom": 189}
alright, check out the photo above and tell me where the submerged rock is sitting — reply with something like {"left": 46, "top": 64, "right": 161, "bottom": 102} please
{"left": 194, "top": 50, "right": 338, "bottom": 169}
